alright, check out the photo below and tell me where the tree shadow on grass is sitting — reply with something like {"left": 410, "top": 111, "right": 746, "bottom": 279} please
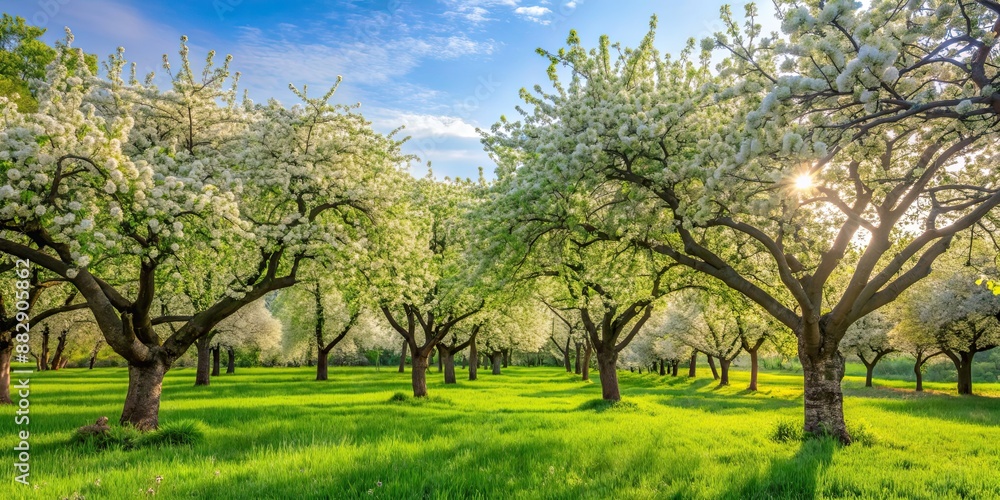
{"left": 724, "top": 436, "right": 836, "bottom": 499}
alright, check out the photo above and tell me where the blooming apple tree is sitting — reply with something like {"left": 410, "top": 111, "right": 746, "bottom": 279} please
{"left": 0, "top": 36, "right": 405, "bottom": 429}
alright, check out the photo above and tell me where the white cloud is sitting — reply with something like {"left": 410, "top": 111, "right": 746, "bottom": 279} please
{"left": 442, "top": 0, "right": 519, "bottom": 24}
{"left": 232, "top": 28, "right": 495, "bottom": 92}
{"left": 514, "top": 6, "right": 553, "bottom": 25}
{"left": 374, "top": 111, "right": 480, "bottom": 139}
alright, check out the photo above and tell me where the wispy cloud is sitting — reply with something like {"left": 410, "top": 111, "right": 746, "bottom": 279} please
{"left": 514, "top": 6, "right": 553, "bottom": 25}
{"left": 441, "top": 0, "right": 519, "bottom": 24}
{"left": 232, "top": 27, "right": 495, "bottom": 92}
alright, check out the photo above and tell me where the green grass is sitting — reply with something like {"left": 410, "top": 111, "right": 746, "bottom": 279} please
{"left": 1, "top": 363, "right": 999, "bottom": 499}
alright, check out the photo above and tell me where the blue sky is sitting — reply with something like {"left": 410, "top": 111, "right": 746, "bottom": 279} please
{"left": 4, "top": 0, "right": 776, "bottom": 179}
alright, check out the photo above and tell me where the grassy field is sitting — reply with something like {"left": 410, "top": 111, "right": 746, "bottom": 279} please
{"left": 1, "top": 363, "right": 999, "bottom": 499}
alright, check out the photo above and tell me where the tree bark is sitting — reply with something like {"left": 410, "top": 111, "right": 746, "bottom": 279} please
{"left": 707, "top": 354, "right": 719, "bottom": 380}
{"left": 88, "top": 341, "right": 102, "bottom": 370}
{"left": 38, "top": 326, "right": 50, "bottom": 371}
{"left": 864, "top": 363, "right": 875, "bottom": 388}
{"left": 490, "top": 351, "right": 502, "bottom": 375}
{"left": 211, "top": 346, "right": 221, "bottom": 376}
{"left": 659, "top": 359, "right": 665, "bottom": 376}
{"left": 718, "top": 358, "right": 731, "bottom": 386}
{"left": 0, "top": 346, "right": 12, "bottom": 404}
{"left": 398, "top": 339, "right": 407, "bottom": 373}
{"left": 748, "top": 349, "right": 759, "bottom": 391}
{"left": 688, "top": 352, "right": 697, "bottom": 377}
{"left": 956, "top": 352, "right": 974, "bottom": 396}
{"left": 195, "top": 337, "right": 212, "bottom": 386}
{"left": 914, "top": 359, "right": 924, "bottom": 392}
{"left": 582, "top": 342, "right": 592, "bottom": 381}
{"left": 574, "top": 342, "right": 582, "bottom": 374}
{"left": 469, "top": 336, "right": 478, "bottom": 381}
{"left": 503, "top": 348, "right": 510, "bottom": 368}
{"left": 800, "top": 348, "right": 849, "bottom": 443}
{"left": 121, "top": 360, "right": 168, "bottom": 431}
{"left": 596, "top": 350, "right": 620, "bottom": 401}
{"left": 226, "top": 347, "right": 235, "bottom": 374}
{"left": 316, "top": 348, "right": 330, "bottom": 381}
{"left": 50, "top": 331, "right": 68, "bottom": 371}
{"left": 411, "top": 353, "right": 429, "bottom": 397}
{"left": 671, "top": 360, "right": 679, "bottom": 377}
{"left": 440, "top": 346, "right": 457, "bottom": 384}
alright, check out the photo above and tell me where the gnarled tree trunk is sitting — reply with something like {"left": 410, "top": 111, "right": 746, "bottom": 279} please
{"left": 121, "top": 359, "right": 168, "bottom": 431}
{"left": 50, "top": 331, "right": 68, "bottom": 371}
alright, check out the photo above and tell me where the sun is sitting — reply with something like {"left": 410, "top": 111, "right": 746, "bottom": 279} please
{"left": 794, "top": 173, "right": 814, "bottom": 191}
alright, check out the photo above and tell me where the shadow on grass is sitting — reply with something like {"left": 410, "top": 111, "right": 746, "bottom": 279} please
{"left": 724, "top": 436, "right": 836, "bottom": 499}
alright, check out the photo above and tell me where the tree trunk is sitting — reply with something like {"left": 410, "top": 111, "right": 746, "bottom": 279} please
{"left": 226, "top": 347, "right": 235, "bottom": 374}
{"left": 800, "top": 349, "right": 849, "bottom": 443}
{"left": 955, "top": 352, "right": 974, "bottom": 395}
{"left": 914, "top": 359, "right": 924, "bottom": 392}
{"left": 688, "top": 352, "right": 697, "bottom": 377}
{"left": 596, "top": 350, "right": 620, "bottom": 401}
{"left": 563, "top": 346, "right": 571, "bottom": 372}
{"left": 574, "top": 342, "right": 582, "bottom": 374}
{"left": 0, "top": 346, "right": 12, "bottom": 405}
{"left": 195, "top": 337, "right": 212, "bottom": 386}
{"left": 491, "top": 351, "right": 502, "bottom": 375}
{"left": 39, "top": 327, "right": 50, "bottom": 371}
{"left": 398, "top": 339, "right": 407, "bottom": 373}
{"left": 50, "top": 332, "right": 68, "bottom": 371}
{"left": 707, "top": 354, "right": 719, "bottom": 380}
{"left": 671, "top": 360, "right": 679, "bottom": 377}
{"left": 748, "top": 349, "right": 759, "bottom": 391}
{"left": 582, "top": 342, "right": 592, "bottom": 381}
{"left": 864, "top": 363, "right": 875, "bottom": 388}
{"left": 211, "top": 346, "right": 221, "bottom": 376}
{"left": 718, "top": 358, "right": 731, "bottom": 386}
{"left": 88, "top": 341, "right": 102, "bottom": 370}
{"left": 441, "top": 347, "right": 457, "bottom": 384}
{"left": 503, "top": 348, "right": 510, "bottom": 368}
{"left": 411, "top": 353, "right": 429, "bottom": 397}
{"left": 121, "top": 360, "right": 168, "bottom": 431}
{"left": 316, "top": 348, "right": 330, "bottom": 381}
{"left": 469, "top": 336, "right": 478, "bottom": 381}
{"left": 659, "top": 359, "right": 665, "bottom": 376}
{"left": 437, "top": 350, "right": 443, "bottom": 372}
